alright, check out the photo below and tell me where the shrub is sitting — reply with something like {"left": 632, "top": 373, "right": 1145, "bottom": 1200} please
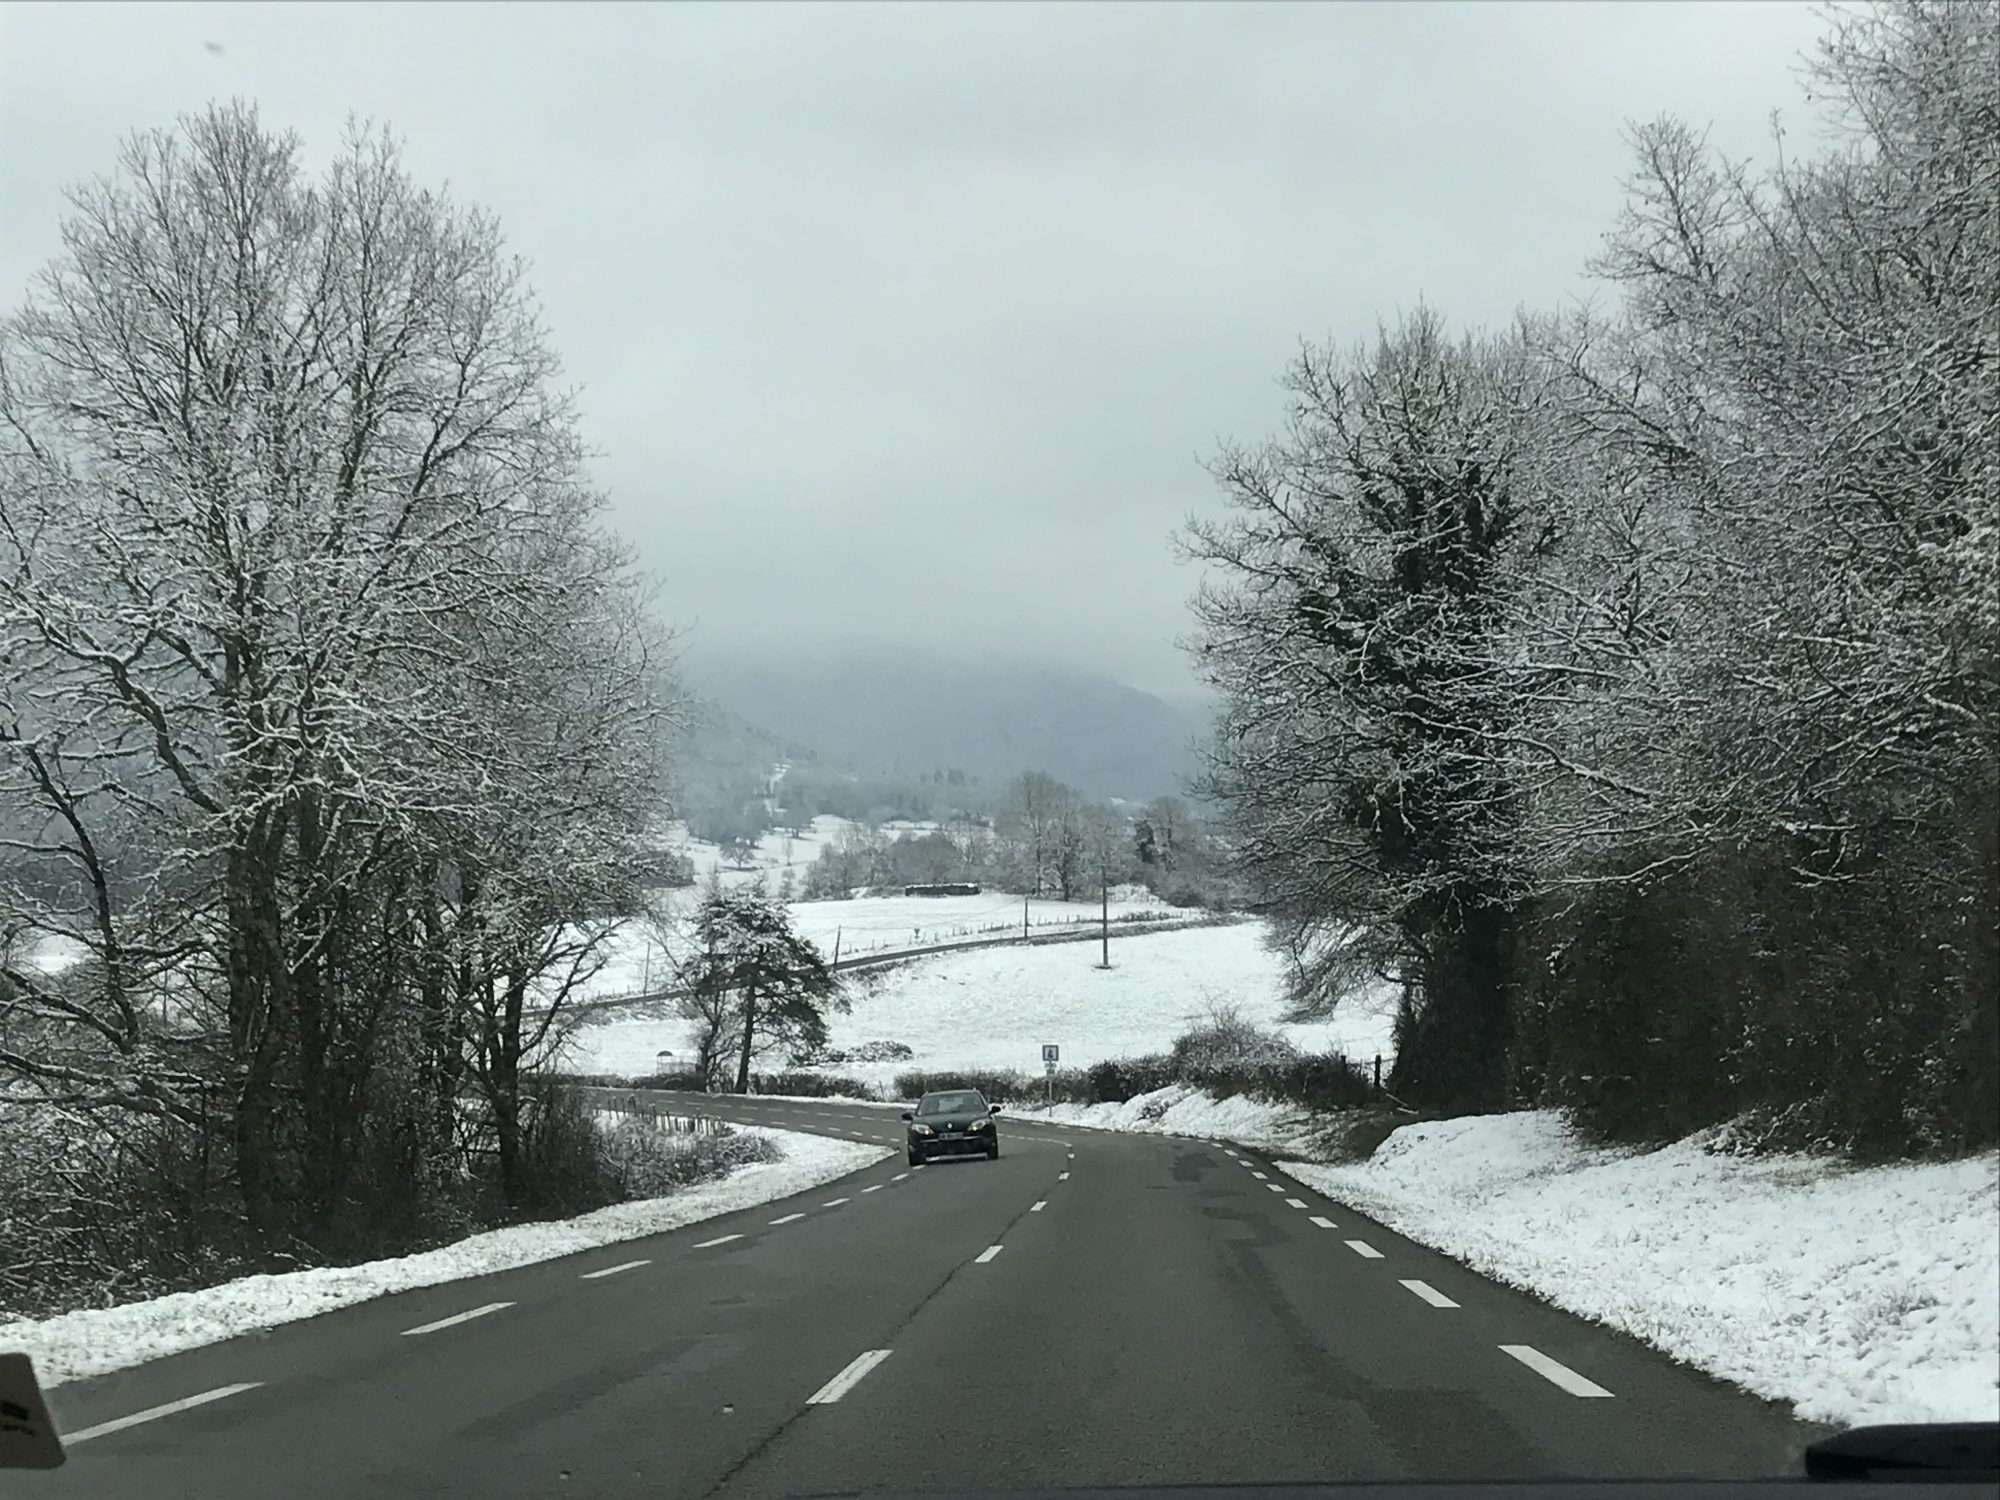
{"left": 820, "top": 1040, "right": 914, "bottom": 1065}
{"left": 597, "top": 1116, "right": 780, "bottom": 1199}
{"left": 892, "top": 1068, "right": 1039, "bottom": 1103}
{"left": 749, "top": 1070, "right": 881, "bottom": 1100}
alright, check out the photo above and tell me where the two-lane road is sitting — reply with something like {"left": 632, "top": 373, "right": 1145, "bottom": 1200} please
{"left": 26, "top": 1095, "right": 1816, "bottom": 1498}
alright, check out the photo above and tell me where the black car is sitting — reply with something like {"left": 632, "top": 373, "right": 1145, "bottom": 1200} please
{"left": 903, "top": 1089, "right": 1001, "bottom": 1164}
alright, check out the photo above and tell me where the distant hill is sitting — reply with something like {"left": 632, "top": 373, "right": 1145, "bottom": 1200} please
{"left": 679, "top": 642, "right": 1211, "bottom": 803}
{"left": 669, "top": 693, "right": 821, "bottom": 803}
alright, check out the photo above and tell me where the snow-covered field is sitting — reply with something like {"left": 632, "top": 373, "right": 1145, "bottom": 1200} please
{"left": 1025, "top": 1083, "right": 2000, "bottom": 1430}
{"left": 560, "top": 921, "right": 1400, "bottom": 1091}
{"left": 0, "top": 1126, "right": 887, "bottom": 1389}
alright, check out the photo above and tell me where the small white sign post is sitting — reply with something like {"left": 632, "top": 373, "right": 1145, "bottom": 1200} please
{"left": 1042, "top": 1044, "right": 1059, "bottom": 1109}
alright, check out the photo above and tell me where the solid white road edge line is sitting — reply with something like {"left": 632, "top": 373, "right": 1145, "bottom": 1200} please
{"left": 770, "top": 1213, "right": 806, "bottom": 1225}
{"left": 1309, "top": 1216, "right": 1336, "bottom": 1229}
{"left": 806, "top": 1349, "right": 892, "bottom": 1405}
{"left": 975, "top": 1245, "right": 1003, "bottom": 1263}
{"left": 1500, "top": 1344, "right": 1615, "bottom": 1397}
{"left": 1400, "top": 1279, "right": 1459, "bottom": 1308}
{"left": 694, "top": 1234, "right": 742, "bottom": 1248}
{"left": 580, "top": 1259, "right": 651, "bottom": 1279}
{"left": 65, "top": 1383, "right": 264, "bottom": 1445}
{"left": 401, "top": 1302, "right": 513, "bottom": 1336}
{"left": 1345, "top": 1240, "right": 1385, "bottom": 1259}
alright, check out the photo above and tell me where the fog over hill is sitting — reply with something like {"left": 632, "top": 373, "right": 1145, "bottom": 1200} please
{"left": 680, "top": 642, "right": 1211, "bottom": 803}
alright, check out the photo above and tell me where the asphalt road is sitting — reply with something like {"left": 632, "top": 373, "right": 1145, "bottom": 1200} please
{"left": 24, "top": 1096, "right": 1818, "bottom": 1499}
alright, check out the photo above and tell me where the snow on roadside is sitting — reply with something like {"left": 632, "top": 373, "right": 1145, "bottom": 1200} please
{"left": 1020, "top": 1082, "right": 1318, "bottom": 1156}
{"left": 1, "top": 1127, "right": 888, "bottom": 1389}
{"left": 1281, "top": 1112, "right": 2000, "bottom": 1429}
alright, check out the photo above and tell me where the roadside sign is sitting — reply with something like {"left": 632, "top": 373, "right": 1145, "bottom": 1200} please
{"left": 0, "top": 1354, "right": 65, "bottom": 1469}
{"left": 1042, "top": 1044, "right": 1059, "bottom": 1064}
{"left": 1044, "top": 1060, "right": 1056, "bottom": 1076}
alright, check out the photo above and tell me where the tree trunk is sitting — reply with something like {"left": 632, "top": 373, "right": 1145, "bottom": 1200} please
{"left": 735, "top": 986, "right": 757, "bottom": 1093}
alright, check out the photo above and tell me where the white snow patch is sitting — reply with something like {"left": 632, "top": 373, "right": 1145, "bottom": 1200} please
{"left": 1023, "top": 1082, "right": 1320, "bottom": 1156}
{"left": 1, "top": 1127, "right": 886, "bottom": 1389}
{"left": 1282, "top": 1112, "right": 2000, "bottom": 1429}
{"left": 564, "top": 922, "right": 1398, "bottom": 1091}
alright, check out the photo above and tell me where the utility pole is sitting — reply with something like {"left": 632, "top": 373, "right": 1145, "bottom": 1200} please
{"left": 1098, "top": 866, "right": 1110, "bottom": 969}
{"left": 832, "top": 927, "right": 842, "bottom": 968}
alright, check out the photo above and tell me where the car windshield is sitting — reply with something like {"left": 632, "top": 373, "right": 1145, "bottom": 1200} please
{"left": 918, "top": 1093, "right": 985, "bottom": 1117}
{"left": 3, "top": 2, "right": 1994, "bottom": 1494}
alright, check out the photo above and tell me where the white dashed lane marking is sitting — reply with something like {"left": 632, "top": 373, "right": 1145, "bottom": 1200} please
{"left": 770, "top": 1213, "right": 806, "bottom": 1225}
{"left": 694, "top": 1234, "right": 742, "bottom": 1248}
{"left": 1264, "top": 1183, "right": 1284, "bottom": 1193}
{"left": 1345, "top": 1239, "right": 1384, "bottom": 1259}
{"left": 402, "top": 1302, "right": 513, "bottom": 1336}
{"left": 893, "top": 1172, "right": 910, "bottom": 1181}
{"left": 823, "top": 1198, "right": 850, "bottom": 1207}
{"left": 1400, "top": 1279, "right": 1459, "bottom": 1308}
{"left": 974, "top": 1245, "right": 1003, "bottom": 1263}
{"left": 1284, "top": 1198, "right": 1307, "bottom": 1209}
{"left": 1031, "top": 1200, "right": 1047, "bottom": 1211}
{"left": 1251, "top": 1171, "right": 1268, "bottom": 1180}
{"left": 1309, "top": 1216, "right": 1337, "bottom": 1229}
{"left": 1058, "top": 1171, "right": 1070, "bottom": 1180}
{"left": 1501, "top": 1345, "right": 1615, "bottom": 1397}
{"left": 579, "top": 1259, "right": 650, "bottom": 1279}
{"left": 806, "top": 1349, "right": 892, "bottom": 1404}
{"left": 862, "top": 1184, "right": 884, "bottom": 1193}
{"left": 65, "top": 1384, "right": 263, "bottom": 1445}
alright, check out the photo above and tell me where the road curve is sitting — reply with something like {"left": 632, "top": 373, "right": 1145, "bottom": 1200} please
{"left": 27, "top": 1094, "right": 1816, "bottom": 1499}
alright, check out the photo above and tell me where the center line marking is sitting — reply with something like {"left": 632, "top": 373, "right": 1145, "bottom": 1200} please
{"left": 694, "top": 1233, "right": 742, "bottom": 1248}
{"left": 1058, "top": 1171, "right": 1070, "bottom": 1180}
{"left": 1400, "top": 1279, "right": 1459, "bottom": 1308}
{"left": 1251, "top": 1171, "right": 1268, "bottom": 1179}
{"left": 1031, "top": 1200, "right": 1047, "bottom": 1211}
{"left": 770, "top": 1213, "right": 805, "bottom": 1225}
{"left": 401, "top": 1302, "right": 513, "bottom": 1336}
{"left": 975, "top": 1245, "right": 1003, "bottom": 1263}
{"left": 807, "top": 1349, "right": 892, "bottom": 1404}
{"left": 1265, "top": 1183, "right": 1284, "bottom": 1193}
{"left": 893, "top": 1172, "right": 910, "bottom": 1181}
{"left": 862, "top": 1184, "right": 884, "bottom": 1193}
{"left": 1284, "top": 1198, "right": 1307, "bottom": 1208}
{"left": 1310, "top": 1216, "right": 1337, "bottom": 1229}
{"left": 580, "top": 1259, "right": 650, "bottom": 1279}
{"left": 1500, "top": 1344, "right": 1615, "bottom": 1397}
{"left": 65, "top": 1383, "right": 263, "bottom": 1445}
{"left": 823, "top": 1197, "right": 850, "bottom": 1207}
{"left": 1345, "top": 1239, "right": 1384, "bottom": 1259}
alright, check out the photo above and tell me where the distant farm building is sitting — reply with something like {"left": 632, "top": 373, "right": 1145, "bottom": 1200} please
{"left": 903, "top": 882, "right": 982, "bottom": 897}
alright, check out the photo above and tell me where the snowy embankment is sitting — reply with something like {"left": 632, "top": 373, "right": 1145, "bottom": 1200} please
{"left": 1, "top": 1127, "right": 886, "bottom": 1389}
{"left": 1286, "top": 1113, "right": 2000, "bottom": 1429}
{"left": 1041, "top": 1082, "right": 1999, "bottom": 1429}
{"left": 562, "top": 921, "right": 1400, "bottom": 1093}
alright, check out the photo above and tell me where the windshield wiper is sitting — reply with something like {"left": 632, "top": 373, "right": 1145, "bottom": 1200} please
{"left": 1804, "top": 1424, "right": 2000, "bottom": 1482}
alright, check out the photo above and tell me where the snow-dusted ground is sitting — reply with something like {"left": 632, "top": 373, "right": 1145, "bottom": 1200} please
{"left": 1020, "top": 1080, "right": 1325, "bottom": 1155}
{"left": 1287, "top": 1113, "right": 2000, "bottom": 1429}
{"left": 0, "top": 1127, "right": 887, "bottom": 1389}
{"left": 1030, "top": 1082, "right": 2000, "bottom": 1430}
{"left": 561, "top": 921, "right": 1400, "bottom": 1092}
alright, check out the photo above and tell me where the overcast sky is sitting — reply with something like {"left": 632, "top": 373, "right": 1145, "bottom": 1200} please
{"left": 1, "top": 1, "right": 1833, "bottom": 702}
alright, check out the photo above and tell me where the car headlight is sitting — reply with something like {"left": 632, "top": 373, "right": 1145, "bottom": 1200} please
{"left": 968, "top": 1119, "right": 990, "bottom": 1131}
{"left": 910, "top": 1122, "right": 934, "bottom": 1135}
